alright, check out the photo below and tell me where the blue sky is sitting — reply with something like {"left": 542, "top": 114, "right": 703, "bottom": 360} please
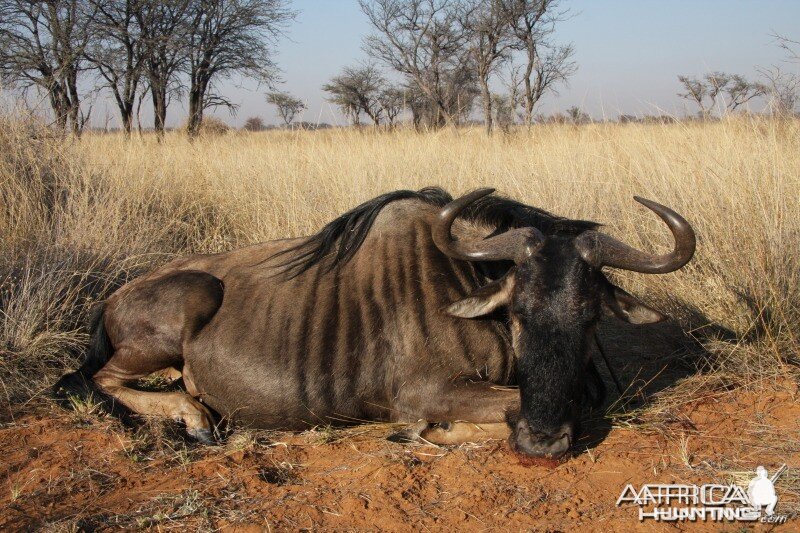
{"left": 109, "top": 1, "right": 800, "bottom": 127}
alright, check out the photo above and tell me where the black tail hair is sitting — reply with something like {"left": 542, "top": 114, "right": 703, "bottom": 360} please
{"left": 51, "top": 304, "right": 118, "bottom": 410}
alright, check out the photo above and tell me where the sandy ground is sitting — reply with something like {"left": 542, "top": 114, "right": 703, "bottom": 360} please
{"left": 2, "top": 321, "right": 798, "bottom": 531}
{"left": 1, "top": 385, "right": 798, "bottom": 532}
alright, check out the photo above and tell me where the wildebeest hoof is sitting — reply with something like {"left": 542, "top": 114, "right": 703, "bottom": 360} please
{"left": 386, "top": 431, "right": 419, "bottom": 444}
{"left": 387, "top": 420, "right": 429, "bottom": 443}
{"left": 187, "top": 427, "right": 215, "bottom": 445}
{"left": 387, "top": 428, "right": 419, "bottom": 443}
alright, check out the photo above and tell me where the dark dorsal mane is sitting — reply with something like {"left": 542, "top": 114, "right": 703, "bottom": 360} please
{"left": 273, "top": 187, "right": 599, "bottom": 278}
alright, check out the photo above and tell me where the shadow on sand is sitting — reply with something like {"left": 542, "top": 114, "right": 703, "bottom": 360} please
{"left": 576, "top": 309, "right": 737, "bottom": 455}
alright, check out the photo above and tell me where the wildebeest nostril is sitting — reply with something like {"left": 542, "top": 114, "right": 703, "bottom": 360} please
{"left": 511, "top": 420, "right": 573, "bottom": 458}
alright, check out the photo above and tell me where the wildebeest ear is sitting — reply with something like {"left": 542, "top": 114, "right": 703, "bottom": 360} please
{"left": 446, "top": 275, "right": 514, "bottom": 319}
{"left": 603, "top": 285, "right": 666, "bottom": 325}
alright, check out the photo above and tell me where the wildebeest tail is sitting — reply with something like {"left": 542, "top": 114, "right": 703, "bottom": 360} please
{"left": 51, "top": 303, "right": 117, "bottom": 410}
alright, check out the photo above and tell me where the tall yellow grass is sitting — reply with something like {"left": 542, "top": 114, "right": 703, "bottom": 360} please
{"left": 1, "top": 115, "right": 798, "bottom": 406}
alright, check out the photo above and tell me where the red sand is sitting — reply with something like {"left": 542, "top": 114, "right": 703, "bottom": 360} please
{"left": 2, "top": 384, "right": 798, "bottom": 531}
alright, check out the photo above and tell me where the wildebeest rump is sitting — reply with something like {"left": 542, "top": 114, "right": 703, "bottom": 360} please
{"left": 54, "top": 187, "right": 695, "bottom": 457}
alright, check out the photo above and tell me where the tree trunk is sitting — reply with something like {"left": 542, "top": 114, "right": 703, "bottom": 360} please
{"left": 49, "top": 86, "right": 69, "bottom": 133}
{"left": 409, "top": 69, "right": 451, "bottom": 129}
{"left": 121, "top": 105, "right": 133, "bottom": 136}
{"left": 411, "top": 106, "right": 422, "bottom": 131}
{"left": 435, "top": 98, "right": 451, "bottom": 127}
{"left": 136, "top": 95, "right": 143, "bottom": 136}
{"left": 523, "top": 76, "right": 534, "bottom": 126}
{"left": 68, "top": 100, "right": 81, "bottom": 137}
{"left": 522, "top": 42, "right": 536, "bottom": 127}
{"left": 480, "top": 73, "right": 492, "bottom": 135}
{"left": 108, "top": 82, "right": 134, "bottom": 137}
{"left": 187, "top": 87, "right": 203, "bottom": 138}
{"left": 67, "top": 74, "right": 83, "bottom": 137}
{"left": 151, "top": 83, "right": 168, "bottom": 138}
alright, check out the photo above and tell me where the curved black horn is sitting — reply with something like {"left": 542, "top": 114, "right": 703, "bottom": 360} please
{"left": 432, "top": 188, "right": 544, "bottom": 264}
{"left": 574, "top": 196, "right": 696, "bottom": 274}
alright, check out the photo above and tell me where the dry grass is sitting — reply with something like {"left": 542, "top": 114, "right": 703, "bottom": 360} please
{"left": 0, "top": 113, "right": 798, "bottom": 416}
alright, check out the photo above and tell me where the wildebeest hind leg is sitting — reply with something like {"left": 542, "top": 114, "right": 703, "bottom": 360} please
{"left": 94, "top": 348, "right": 217, "bottom": 443}
{"left": 91, "top": 270, "right": 224, "bottom": 443}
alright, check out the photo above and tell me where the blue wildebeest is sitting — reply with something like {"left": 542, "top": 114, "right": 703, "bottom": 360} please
{"left": 54, "top": 188, "right": 695, "bottom": 457}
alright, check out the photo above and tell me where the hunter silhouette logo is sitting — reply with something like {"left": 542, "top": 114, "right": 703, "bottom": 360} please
{"left": 616, "top": 464, "right": 791, "bottom": 523}
{"left": 747, "top": 465, "right": 783, "bottom": 517}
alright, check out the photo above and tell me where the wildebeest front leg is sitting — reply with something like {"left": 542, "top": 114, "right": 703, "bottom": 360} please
{"left": 389, "top": 381, "right": 519, "bottom": 445}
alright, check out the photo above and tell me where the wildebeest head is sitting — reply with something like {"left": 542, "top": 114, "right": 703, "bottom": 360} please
{"left": 432, "top": 189, "right": 696, "bottom": 458}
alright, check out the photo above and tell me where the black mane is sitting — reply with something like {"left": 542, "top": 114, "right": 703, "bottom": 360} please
{"left": 273, "top": 187, "right": 599, "bottom": 277}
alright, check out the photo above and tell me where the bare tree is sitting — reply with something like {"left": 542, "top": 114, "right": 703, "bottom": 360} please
{"left": 323, "top": 80, "right": 361, "bottom": 126}
{"left": 184, "top": 0, "right": 295, "bottom": 137}
{"left": 757, "top": 34, "right": 800, "bottom": 117}
{"left": 565, "top": 105, "right": 589, "bottom": 124}
{"left": 243, "top": 115, "right": 265, "bottom": 131}
{"left": 774, "top": 33, "right": 799, "bottom": 63}
{"left": 322, "top": 65, "right": 385, "bottom": 126}
{"left": 0, "top": 0, "right": 93, "bottom": 134}
{"left": 136, "top": 0, "right": 190, "bottom": 137}
{"left": 85, "top": 0, "right": 147, "bottom": 135}
{"left": 401, "top": 66, "right": 477, "bottom": 129}
{"left": 460, "top": 0, "right": 512, "bottom": 134}
{"left": 499, "top": 61, "right": 523, "bottom": 123}
{"left": 360, "top": 0, "right": 469, "bottom": 127}
{"left": 704, "top": 71, "right": 730, "bottom": 113}
{"left": 677, "top": 75, "right": 709, "bottom": 118}
{"left": 404, "top": 81, "right": 429, "bottom": 129}
{"left": 529, "top": 43, "right": 574, "bottom": 119}
{"left": 491, "top": 92, "right": 513, "bottom": 131}
{"left": 441, "top": 60, "right": 479, "bottom": 123}
{"left": 266, "top": 91, "right": 305, "bottom": 126}
{"left": 501, "top": 0, "right": 575, "bottom": 126}
{"left": 678, "top": 72, "right": 765, "bottom": 117}
{"left": 378, "top": 86, "right": 405, "bottom": 127}
{"left": 759, "top": 67, "right": 799, "bottom": 116}
{"left": 725, "top": 74, "right": 766, "bottom": 112}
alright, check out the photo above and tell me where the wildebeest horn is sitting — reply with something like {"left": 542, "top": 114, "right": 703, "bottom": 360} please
{"left": 432, "top": 189, "right": 544, "bottom": 264}
{"left": 574, "top": 196, "right": 696, "bottom": 274}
